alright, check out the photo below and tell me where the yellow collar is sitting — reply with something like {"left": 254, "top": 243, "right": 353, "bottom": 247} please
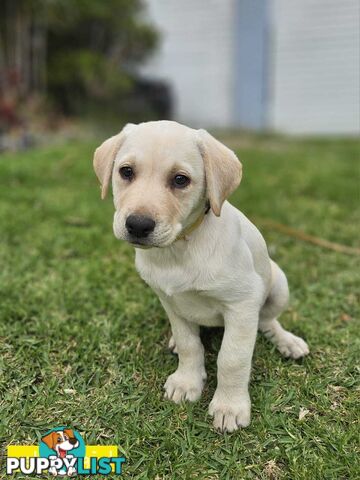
{"left": 176, "top": 203, "right": 210, "bottom": 241}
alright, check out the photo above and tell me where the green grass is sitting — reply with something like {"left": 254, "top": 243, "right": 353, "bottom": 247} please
{"left": 0, "top": 135, "right": 359, "bottom": 479}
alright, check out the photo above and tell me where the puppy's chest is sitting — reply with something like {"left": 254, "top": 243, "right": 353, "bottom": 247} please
{"left": 135, "top": 254, "right": 224, "bottom": 325}
{"left": 167, "top": 291, "right": 223, "bottom": 326}
{"left": 135, "top": 254, "right": 207, "bottom": 296}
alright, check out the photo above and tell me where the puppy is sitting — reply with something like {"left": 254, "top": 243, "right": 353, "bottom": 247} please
{"left": 41, "top": 429, "right": 79, "bottom": 475}
{"left": 41, "top": 429, "right": 79, "bottom": 459}
{"left": 93, "top": 120, "right": 309, "bottom": 432}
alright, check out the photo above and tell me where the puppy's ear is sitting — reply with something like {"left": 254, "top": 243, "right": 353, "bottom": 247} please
{"left": 197, "top": 129, "right": 242, "bottom": 216}
{"left": 93, "top": 123, "right": 135, "bottom": 199}
{"left": 41, "top": 432, "right": 57, "bottom": 450}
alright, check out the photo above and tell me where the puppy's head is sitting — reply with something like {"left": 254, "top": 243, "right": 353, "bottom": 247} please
{"left": 93, "top": 121, "right": 242, "bottom": 248}
{"left": 41, "top": 429, "right": 79, "bottom": 457}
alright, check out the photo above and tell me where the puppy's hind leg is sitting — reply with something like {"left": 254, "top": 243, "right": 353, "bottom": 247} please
{"left": 259, "top": 261, "right": 309, "bottom": 359}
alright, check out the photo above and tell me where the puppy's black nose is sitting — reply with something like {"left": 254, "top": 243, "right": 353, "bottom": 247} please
{"left": 125, "top": 214, "right": 155, "bottom": 238}
{"left": 69, "top": 438, "right": 77, "bottom": 446}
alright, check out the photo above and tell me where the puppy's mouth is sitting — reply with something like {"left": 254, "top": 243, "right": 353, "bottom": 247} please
{"left": 128, "top": 235, "right": 172, "bottom": 249}
{"left": 127, "top": 232, "right": 179, "bottom": 249}
{"left": 126, "top": 229, "right": 179, "bottom": 249}
{"left": 58, "top": 447, "right": 67, "bottom": 458}
{"left": 129, "top": 238, "right": 177, "bottom": 249}
{"left": 129, "top": 239, "right": 154, "bottom": 249}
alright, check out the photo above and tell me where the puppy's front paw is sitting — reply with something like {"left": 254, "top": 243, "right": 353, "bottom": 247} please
{"left": 209, "top": 390, "right": 251, "bottom": 432}
{"left": 277, "top": 332, "right": 309, "bottom": 359}
{"left": 164, "top": 369, "right": 206, "bottom": 403}
{"left": 67, "top": 466, "right": 76, "bottom": 476}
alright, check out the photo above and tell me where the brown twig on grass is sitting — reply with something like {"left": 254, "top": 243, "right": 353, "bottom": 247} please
{"left": 255, "top": 218, "right": 360, "bottom": 256}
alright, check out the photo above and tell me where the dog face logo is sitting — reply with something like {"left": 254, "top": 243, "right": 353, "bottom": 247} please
{"left": 40, "top": 428, "right": 83, "bottom": 476}
{"left": 41, "top": 428, "right": 79, "bottom": 459}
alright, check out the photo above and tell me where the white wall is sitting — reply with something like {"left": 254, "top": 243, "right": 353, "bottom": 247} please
{"left": 270, "top": 0, "right": 360, "bottom": 134}
{"left": 141, "top": 0, "right": 236, "bottom": 128}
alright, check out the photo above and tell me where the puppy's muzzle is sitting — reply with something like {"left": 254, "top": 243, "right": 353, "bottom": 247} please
{"left": 125, "top": 214, "right": 155, "bottom": 239}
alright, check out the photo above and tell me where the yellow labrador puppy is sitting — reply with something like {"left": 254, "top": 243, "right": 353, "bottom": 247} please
{"left": 93, "top": 120, "right": 309, "bottom": 432}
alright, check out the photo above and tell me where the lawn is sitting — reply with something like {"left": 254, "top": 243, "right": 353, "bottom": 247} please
{"left": 0, "top": 134, "right": 359, "bottom": 479}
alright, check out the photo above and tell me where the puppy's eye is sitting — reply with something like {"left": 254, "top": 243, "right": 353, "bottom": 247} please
{"left": 57, "top": 437, "right": 62, "bottom": 443}
{"left": 119, "top": 166, "right": 134, "bottom": 180}
{"left": 173, "top": 174, "right": 190, "bottom": 188}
